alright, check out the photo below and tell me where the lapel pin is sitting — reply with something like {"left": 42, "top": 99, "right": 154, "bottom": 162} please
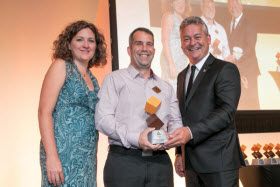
{"left": 203, "top": 69, "right": 207, "bottom": 72}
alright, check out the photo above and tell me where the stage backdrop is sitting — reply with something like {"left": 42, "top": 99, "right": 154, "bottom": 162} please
{"left": 115, "top": 0, "right": 280, "bottom": 186}
{"left": 0, "top": 0, "right": 111, "bottom": 186}
{"left": 116, "top": 0, "right": 280, "bottom": 110}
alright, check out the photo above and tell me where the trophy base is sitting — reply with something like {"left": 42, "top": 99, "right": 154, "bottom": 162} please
{"left": 264, "top": 158, "right": 279, "bottom": 165}
{"left": 148, "top": 130, "right": 168, "bottom": 144}
{"left": 251, "top": 159, "right": 265, "bottom": 165}
{"left": 244, "top": 159, "right": 250, "bottom": 166}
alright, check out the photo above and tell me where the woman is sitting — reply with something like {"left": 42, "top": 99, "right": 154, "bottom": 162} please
{"left": 160, "top": 0, "right": 191, "bottom": 90}
{"left": 38, "top": 21, "right": 107, "bottom": 187}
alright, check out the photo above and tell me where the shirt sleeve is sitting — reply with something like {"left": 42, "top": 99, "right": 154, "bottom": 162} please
{"left": 95, "top": 73, "right": 140, "bottom": 148}
{"left": 166, "top": 84, "right": 183, "bottom": 133}
{"left": 220, "top": 26, "right": 230, "bottom": 58}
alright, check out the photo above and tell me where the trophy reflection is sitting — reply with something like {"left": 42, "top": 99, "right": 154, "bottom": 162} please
{"left": 145, "top": 96, "right": 167, "bottom": 144}
{"left": 251, "top": 143, "right": 265, "bottom": 165}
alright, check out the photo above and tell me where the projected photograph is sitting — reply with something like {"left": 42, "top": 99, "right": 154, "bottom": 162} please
{"left": 116, "top": 0, "right": 280, "bottom": 110}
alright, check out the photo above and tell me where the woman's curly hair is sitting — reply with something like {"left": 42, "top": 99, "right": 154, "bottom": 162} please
{"left": 52, "top": 20, "right": 107, "bottom": 68}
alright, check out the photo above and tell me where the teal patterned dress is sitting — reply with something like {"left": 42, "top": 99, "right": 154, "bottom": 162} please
{"left": 40, "top": 61, "right": 99, "bottom": 187}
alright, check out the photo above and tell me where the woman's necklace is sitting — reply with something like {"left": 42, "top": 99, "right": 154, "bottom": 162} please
{"left": 82, "top": 71, "right": 88, "bottom": 77}
{"left": 74, "top": 61, "right": 88, "bottom": 78}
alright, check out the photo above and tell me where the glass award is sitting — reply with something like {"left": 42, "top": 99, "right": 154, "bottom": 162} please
{"left": 145, "top": 96, "right": 168, "bottom": 144}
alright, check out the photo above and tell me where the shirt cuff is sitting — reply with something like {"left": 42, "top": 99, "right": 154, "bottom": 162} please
{"left": 127, "top": 132, "right": 140, "bottom": 148}
{"left": 186, "top": 126, "right": 193, "bottom": 140}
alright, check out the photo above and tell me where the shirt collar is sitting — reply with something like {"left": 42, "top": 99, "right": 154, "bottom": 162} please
{"left": 234, "top": 12, "right": 243, "bottom": 24}
{"left": 190, "top": 52, "right": 210, "bottom": 71}
{"left": 127, "top": 64, "right": 156, "bottom": 80}
{"left": 201, "top": 16, "right": 217, "bottom": 26}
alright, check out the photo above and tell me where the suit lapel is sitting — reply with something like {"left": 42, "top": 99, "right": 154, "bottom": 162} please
{"left": 177, "top": 66, "right": 188, "bottom": 114}
{"left": 230, "top": 14, "right": 245, "bottom": 40}
{"left": 185, "top": 54, "right": 215, "bottom": 108}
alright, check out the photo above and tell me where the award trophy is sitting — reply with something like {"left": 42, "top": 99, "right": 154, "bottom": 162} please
{"left": 251, "top": 143, "right": 265, "bottom": 165}
{"left": 145, "top": 96, "right": 168, "bottom": 144}
{"left": 241, "top": 145, "right": 250, "bottom": 166}
{"left": 263, "top": 143, "right": 278, "bottom": 165}
{"left": 274, "top": 143, "right": 280, "bottom": 164}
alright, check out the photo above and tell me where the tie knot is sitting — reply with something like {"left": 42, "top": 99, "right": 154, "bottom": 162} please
{"left": 191, "top": 65, "right": 196, "bottom": 73}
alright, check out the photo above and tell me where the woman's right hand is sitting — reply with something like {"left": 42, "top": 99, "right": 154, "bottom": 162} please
{"left": 46, "top": 156, "right": 65, "bottom": 186}
{"left": 169, "top": 63, "right": 177, "bottom": 80}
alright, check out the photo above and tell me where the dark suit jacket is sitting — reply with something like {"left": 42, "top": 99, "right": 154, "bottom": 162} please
{"left": 177, "top": 54, "right": 245, "bottom": 173}
{"left": 227, "top": 14, "right": 260, "bottom": 78}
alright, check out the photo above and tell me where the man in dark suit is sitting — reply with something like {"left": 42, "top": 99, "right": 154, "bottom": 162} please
{"left": 227, "top": 0, "right": 260, "bottom": 109}
{"left": 164, "top": 16, "right": 245, "bottom": 187}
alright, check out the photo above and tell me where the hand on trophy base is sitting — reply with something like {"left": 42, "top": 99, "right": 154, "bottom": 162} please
{"left": 146, "top": 114, "right": 167, "bottom": 145}
{"left": 139, "top": 127, "right": 163, "bottom": 151}
{"left": 148, "top": 130, "right": 168, "bottom": 145}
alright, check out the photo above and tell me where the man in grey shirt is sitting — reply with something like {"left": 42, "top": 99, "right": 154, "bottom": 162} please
{"left": 95, "top": 27, "right": 189, "bottom": 187}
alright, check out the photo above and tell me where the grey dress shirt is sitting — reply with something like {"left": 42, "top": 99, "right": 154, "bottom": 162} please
{"left": 95, "top": 65, "right": 183, "bottom": 149}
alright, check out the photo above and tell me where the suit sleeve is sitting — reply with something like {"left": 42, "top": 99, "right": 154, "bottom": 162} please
{"left": 175, "top": 71, "right": 185, "bottom": 155}
{"left": 189, "top": 63, "right": 241, "bottom": 145}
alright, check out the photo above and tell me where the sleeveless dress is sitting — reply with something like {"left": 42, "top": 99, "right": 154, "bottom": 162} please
{"left": 160, "top": 13, "right": 188, "bottom": 91}
{"left": 40, "top": 61, "right": 99, "bottom": 187}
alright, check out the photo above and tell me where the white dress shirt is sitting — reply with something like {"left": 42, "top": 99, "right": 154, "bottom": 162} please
{"left": 231, "top": 12, "right": 243, "bottom": 32}
{"left": 95, "top": 65, "right": 183, "bottom": 149}
{"left": 201, "top": 16, "right": 230, "bottom": 60}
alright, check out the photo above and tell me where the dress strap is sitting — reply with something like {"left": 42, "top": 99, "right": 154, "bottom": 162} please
{"left": 88, "top": 70, "right": 100, "bottom": 92}
{"left": 64, "top": 61, "right": 73, "bottom": 80}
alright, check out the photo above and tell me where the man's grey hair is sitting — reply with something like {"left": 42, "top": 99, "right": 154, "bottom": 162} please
{"left": 180, "top": 16, "right": 209, "bottom": 36}
{"left": 128, "top": 27, "right": 154, "bottom": 48}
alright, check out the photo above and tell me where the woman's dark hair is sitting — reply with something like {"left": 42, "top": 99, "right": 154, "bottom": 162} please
{"left": 52, "top": 20, "right": 107, "bottom": 68}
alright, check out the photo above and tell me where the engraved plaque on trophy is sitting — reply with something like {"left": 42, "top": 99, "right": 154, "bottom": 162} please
{"left": 241, "top": 145, "right": 250, "bottom": 166}
{"left": 251, "top": 143, "right": 265, "bottom": 165}
{"left": 145, "top": 96, "right": 168, "bottom": 144}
